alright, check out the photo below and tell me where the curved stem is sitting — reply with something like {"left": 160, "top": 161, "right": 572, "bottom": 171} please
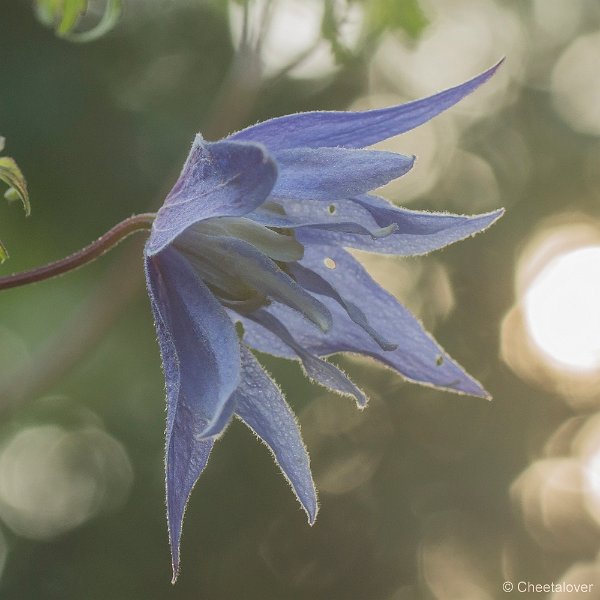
{"left": 0, "top": 213, "right": 155, "bottom": 291}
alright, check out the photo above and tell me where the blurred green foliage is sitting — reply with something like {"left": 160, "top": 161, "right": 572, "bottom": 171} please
{"left": 323, "top": 0, "right": 428, "bottom": 63}
{"left": 366, "top": 0, "right": 428, "bottom": 39}
{"left": 34, "top": 0, "right": 122, "bottom": 42}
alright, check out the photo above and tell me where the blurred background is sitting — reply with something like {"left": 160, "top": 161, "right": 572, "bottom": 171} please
{"left": 1, "top": 0, "right": 600, "bottom": 597}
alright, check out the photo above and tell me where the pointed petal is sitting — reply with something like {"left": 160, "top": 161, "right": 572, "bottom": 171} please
{"left": 356, "top": 195, "right": 504, "bottom": 253}
{"left": 241, "top": 245, "right": 489, "bottom": 398}
{"left": 250, "top": 309, "right": 367, "bottom": 407}
{"left": 145, "top": 247, "right": 241, "bottom": 579}
{"left": 230, "top": 61, "right": 503, "bottom": 151}
{"left": 234, "top": 346, "right": 318, "bottom": 523}
{"left": 147, "top": 136, "right": 277, "bottom": 256}
{"left": 146, "top": 247, "right": 241, "bottom": 438}
{"left": 289, "top": 263, "right": 397, "bottom": 351}
{"left": 270, "top": 195, "right": 504, "bottom": 256}
{"left": 271, "top": 147, "right": 414, "bottom": 201}
{"left": 166, "top": 412, "right": 214, "bottom": 582}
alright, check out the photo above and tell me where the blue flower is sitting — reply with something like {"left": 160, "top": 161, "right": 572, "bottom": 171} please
{"left": 144, "top": 62, "right": 504, "bottom": 580}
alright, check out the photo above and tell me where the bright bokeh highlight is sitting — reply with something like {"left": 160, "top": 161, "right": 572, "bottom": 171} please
{"left": 524, "top": 246, "right": 600, "bottom": 370}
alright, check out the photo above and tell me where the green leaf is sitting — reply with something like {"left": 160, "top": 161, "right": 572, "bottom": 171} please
{"left": 4, "top": 187, "right": 21, "bottom": 203}
{"left": 65, "top": 0, "right": 122, "bottom": 43}
{"left": 34, "top": 0, "right": 122, "bottom": 42}
{"left": 0, "top": 239, "right": 8, "bottom": 265}
{"left": 57, "top": 0, "right": 88, "bottom": 35}
{"left": 0, "top": 157, "right": 30, "bottom": 217}
{"left": 367, "top": 0, "right": 428, "bottom": 39}
{"left": 0, "top": 140, "right": 31, "bottom": 263}
{"left": 34, "top": 0, "right": 62, "bottom": 26}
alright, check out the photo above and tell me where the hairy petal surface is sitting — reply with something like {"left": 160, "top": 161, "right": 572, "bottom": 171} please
{"left": 241, "top": 245, "right": 489, "bottom": 398}
{"left": 230, "top": 61, "right": 502, "bottom": 151}
{"left": 289, "top": 263, "right": 396, "bottom": 351}
{"left": 234, "top": 346, "right": 318, "bottom": 523}
{"left": 147, "top": 137, "right": 277, "bottom": 255}
{"left": 271, "top": 147, "right": 414, "bottom": 201}
{"left": 277, "top": 195, "right": 505, "bottom": 255}
{"left": 249, "top": 309, "right": 367, "bottom": 407}
{"left": 145, "top": 62, "right": 504, "bottom": 579}
{"left": 145, "top": 247, "right": 241, "bottom": 579}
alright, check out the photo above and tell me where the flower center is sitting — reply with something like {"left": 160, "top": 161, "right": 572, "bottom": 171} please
{"left": 174, "top": 216, "right": 304, "bottom": 314}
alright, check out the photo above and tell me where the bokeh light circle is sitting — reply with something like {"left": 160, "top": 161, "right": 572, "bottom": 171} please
{"left": 524, "top": 246, "right": 600, "bottom": 371}
{"left": 0, "top": 425, "right": 133, "bottom": 540}
{"left": 551, "top": 32, "right": 600, "bottom": 136}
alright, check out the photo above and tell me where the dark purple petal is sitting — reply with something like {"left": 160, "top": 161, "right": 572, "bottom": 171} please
{"left": 230, "top": 61, "right": 502, "bottom": 151}
{"left": 271, "top": 147, "right": 414, "bottom": 201}
{"left": 294, "top": 195, "right": 505, "bottom": 256}
{"left": 147, "top": 137, "right": 278, "bottom": 256}
{"left": 249, "top": 309, "right": 367, "bottom": 407}
{"left": 241, "top": 245, "right": 489, "bottom": 398}
{"left": 234, "top": 346, "right": 318, "bottom": 523}
{"left": 145, "top": 247, "right": 241, "bottom": 580}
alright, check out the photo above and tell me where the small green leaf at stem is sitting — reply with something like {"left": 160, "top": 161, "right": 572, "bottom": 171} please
{"left": 0, "top": 239, "right": 8, "bottom": 264}
{"left": 0, "top": 139, "right": 31, "bottom": 263}
{"left": 0, "top": 157, "right": 30, "bottom": 216}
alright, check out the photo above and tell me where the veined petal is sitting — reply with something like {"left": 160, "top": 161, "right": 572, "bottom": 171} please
{"left": 289, "top": 263, "right": 397, "bottom": 351}
{"left": 271, "top": 147, "right": 414, "bottom": 201}
{"left": 249, "top": 309, "right": 367, "bottom": 407}
{"left": 147, "top": 136, "right": 278, "bottom": 256}
{"left": 230, "top": 61, "right": 503, "bottom": 151}
{"left": 295, "top": 195, "right": 505, "bottom": 256}
{"left": 146, "top": 247, "right": 241, "bottom": 438}
{"left": 241, "top": 245, "right": 489, "bottom": 398}
{"left": 175, "top": 232, "right": 332, "bottom": 332}
{"left": 145, "top": 247, "right": 241, "bottom": 580}
{"left": 166, "top": 411, "right": 214, "bottom": 583}
{"left": 234, "top": 346, "right": 318, "bottom": 523}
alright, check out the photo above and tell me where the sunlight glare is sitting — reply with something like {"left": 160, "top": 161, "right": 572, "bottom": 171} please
{"left": 524, "top": 246, "right": 600, "bottom": 370}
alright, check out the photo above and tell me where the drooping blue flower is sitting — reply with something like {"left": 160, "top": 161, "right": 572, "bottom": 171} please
{"left": 144, "top": 61, "right": 504, "bottom": 581}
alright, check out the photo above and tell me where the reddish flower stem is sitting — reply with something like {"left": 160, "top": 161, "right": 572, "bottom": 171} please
{"left": 0, "top": 213, "right": 155, "bottom": 291}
